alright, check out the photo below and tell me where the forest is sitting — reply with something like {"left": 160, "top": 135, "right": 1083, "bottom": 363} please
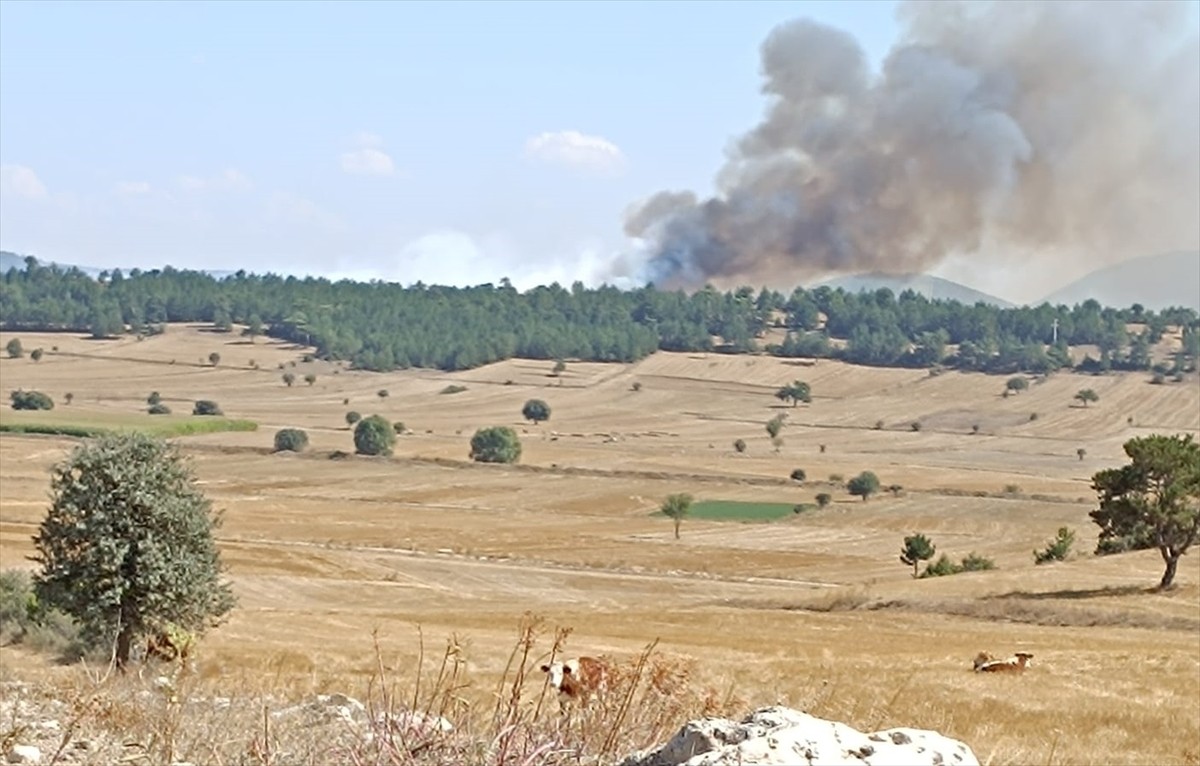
{"left": 2, "top": 256, "right": 1197, "bottom": 376}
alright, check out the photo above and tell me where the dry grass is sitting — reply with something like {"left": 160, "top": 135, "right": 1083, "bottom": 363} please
{"left": 1, "top": 325, "right": 1198, "bottom": 764}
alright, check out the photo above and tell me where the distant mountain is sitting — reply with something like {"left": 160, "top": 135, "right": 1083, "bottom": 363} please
{"left": 811, "top": 271, "right": 1015, "bottom": 308}
{"left": 1037, "top": 251, "right": 1200, "bottom": 310}
{"left": 0, "top": 251, "right": 236, "bottom": 280}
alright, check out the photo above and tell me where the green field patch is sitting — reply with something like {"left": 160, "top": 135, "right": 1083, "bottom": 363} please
{"left": 0, "top": 410, "right": 258, "bottom": 439}
{"left": 653, "top": 500, "right": 810, "bottom": 522}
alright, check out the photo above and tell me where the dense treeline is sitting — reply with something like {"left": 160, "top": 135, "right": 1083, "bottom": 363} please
{"left": 2, "top": 256, "right": 1197, "bottom": 375}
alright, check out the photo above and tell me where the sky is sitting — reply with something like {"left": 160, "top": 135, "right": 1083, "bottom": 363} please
{"left": 0, "top": 0, "right": 1194, "bottom": 303}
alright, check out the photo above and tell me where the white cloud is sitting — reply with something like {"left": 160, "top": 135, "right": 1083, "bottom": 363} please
{"left": 523, "top": 130, "right": 627, "bottom": 175}
{"left": 339, "top": 131, "right": 396, "bottom": 177}
{"left": 0, "top": 164, "right": 48, "bottom": 200}
{"left": 114, "top": 180, "right": 152, "bottom": 195}
{"left": 177, "top": 167, "right": 253, "bottom": 192}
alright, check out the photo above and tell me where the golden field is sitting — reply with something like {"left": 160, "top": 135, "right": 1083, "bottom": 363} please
{"left": 0, "top": 324, "right": 1198, "bottom": 765}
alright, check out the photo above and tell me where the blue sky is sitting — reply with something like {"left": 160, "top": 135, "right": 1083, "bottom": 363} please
{"left": 0, "top": 0, "right": 901, "bottom": 288}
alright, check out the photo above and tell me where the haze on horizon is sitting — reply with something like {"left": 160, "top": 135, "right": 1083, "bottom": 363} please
{"left": 1, "top": 0, "right": 1197, "bottom": 305}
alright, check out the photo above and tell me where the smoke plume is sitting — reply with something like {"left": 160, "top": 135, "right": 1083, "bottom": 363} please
{"left": 622, "top": 0, "right": 1200, "bottom": 290}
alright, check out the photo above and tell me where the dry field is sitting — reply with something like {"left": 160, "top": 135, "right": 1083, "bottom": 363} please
{"left": 1, "top": 325, "right": 1198, "bottom": 765}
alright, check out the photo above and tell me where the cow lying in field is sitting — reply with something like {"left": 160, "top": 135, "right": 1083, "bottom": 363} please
{"left": 973, "top": 651, "right": 1033, "bottom": 673}
{"left": 540, "top": 656, "right": 612, "bottom": 710}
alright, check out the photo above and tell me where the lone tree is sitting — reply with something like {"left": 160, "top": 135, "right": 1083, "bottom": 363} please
{"left": 354, "top": 415, "right": 396, "bottom": 456}
{"left": 470, "top": 426, "right": 522, "bottom": 464}
{"left": 31, "top": 433, "right": 235, "bottom": 670}
{"left": 900, "top": 534, "right": 936, "bottom": 578}
{"left": 6, "top": 338, "right": 23, "bottom": 358}
{"left": 1005, "top": 377, "right": 1029, "bottom": 394}
{"left": 660, "top": 493, "right": 694, "bottom": 540}
{"left": 766, "top": 414, "right": 786, "bottom": 451}
{"left": 1074, "top": 388, "right": 1099, "bottom": 407}
{"left": 304, "top": 373, "right": 317, "bottom": 386}
{"left": 1090, "top": 434, "right": 1200, "bottom": 589}
{"left": 775, "top": 380, "right": 812, "bottom": 407}
{"left": 282, "top": 373, "right": 296, "bottom": 387}
{"left": 30, "top": 348, "right": 43, "bottom": 362}
{"left": 273, "top": 428, "right": 309, "bottom": 453}
{"left": 847, "top": 471, "right": 881, "bottom": 501}
{"left": 208, "top": 352, "right": 221, "bottom": 367}
{"left": 522, "top": 398, "right": 551, "bottom": 425}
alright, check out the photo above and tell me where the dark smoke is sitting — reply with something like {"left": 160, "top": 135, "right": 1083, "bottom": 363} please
{"left": 622, "top": 0, "right": 1200, "bottom": 290}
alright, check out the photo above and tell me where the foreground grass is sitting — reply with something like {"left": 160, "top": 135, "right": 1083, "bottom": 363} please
{"left": 0, "top": 410, "right": 257, "bottom": 438}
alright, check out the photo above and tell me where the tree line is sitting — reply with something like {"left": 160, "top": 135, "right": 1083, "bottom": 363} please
{"left": 2, "top": 256, "right": 1197, "bottom": 375}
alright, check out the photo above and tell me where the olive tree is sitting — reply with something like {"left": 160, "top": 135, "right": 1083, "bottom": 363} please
{"left": 522, "top": 399, "right": 551, "bottom": 424}
{"left": 354, "top": 415, "right": 396, "bottom": 456}
{"left": 31, "top": 433, "right": 235, "bottom": 670}
{"left": 470, "top": 426, "right": 522, "bottom": 464}
{"left": 847, "top": 471, "right": 881, "bottom": 501}
{"left": 273, "top": 428, "right": 309, "bottom": 453}
{"left": 661, "top": 493, "right": 694, "bottom": 540}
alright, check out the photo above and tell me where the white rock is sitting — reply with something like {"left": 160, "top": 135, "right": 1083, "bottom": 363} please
{"left": 6, "top": 744, "right": 42, "bottom": 764}
{"left": 620, "top": 706, "right": 980, "bottom": 766}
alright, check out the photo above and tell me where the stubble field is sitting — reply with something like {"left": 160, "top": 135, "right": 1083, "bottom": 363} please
{"left": 1, "top": 325, "right": 1198, "bottom": 765}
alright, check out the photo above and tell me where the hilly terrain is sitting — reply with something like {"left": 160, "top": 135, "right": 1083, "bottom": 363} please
{"left": 812, "top": 272, "right": 1015, "bottom": 307}
{"left": 1038, "top": 251, "right": 1200, "bottom": 310}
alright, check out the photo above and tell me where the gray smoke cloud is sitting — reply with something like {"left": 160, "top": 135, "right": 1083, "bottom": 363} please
{"left": 622, "top": 0, "right": 1200, "bottom": 290}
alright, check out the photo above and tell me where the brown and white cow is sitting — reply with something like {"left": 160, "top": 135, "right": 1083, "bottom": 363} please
{"left": 540, "top": 656, "right": 611, "bottom": 709}
{"left": 974, "top": 651, "right": 1034, "bottom": 673}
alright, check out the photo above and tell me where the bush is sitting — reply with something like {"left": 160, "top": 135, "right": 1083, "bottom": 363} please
{"left": 147, "top": 391, "right": 162, "bottom": 405}
{"left": 874, "top": 419, "right": 884, "bottom": 430}
{"left": 274, "top": 428, "right": 309, "bottom": 453}
{"left": 64, "top": 393, "right": 73, "bottom": 405}
{"left": 921, "top": 554, "right": 960, "bottom": 578}
{"left": 470, "top": 426, "right": 522, "bottom": 464}
{"left": 393, "top": 421, "right": 406, "bottom": 434}
{"left": 6, "top": 338, "right": 23, "bottom": 358}
{"left": 148, "top": 403, "right": 171, "bottom": 415}
{"left": 354, "top": 415, "right": 396, "bottom": 456}
{"left": 790, "top": 468, "right": 807, "bottom": 483}
{"left": 345, "top": 411, "right": 362, "bottom": 426}
{"left": 733, "top": 438, "right": 747, "bottom": 453}
{"left": 193, "top": 400, "right": 223, "bottom": 416}
{"left": 910, "top": 421, "right": 921, "bottom": 432}
{"left": 1034, "top": 527, "right": 1076, "bottom": 564}
{"left": 377, "top": 389, "right": 389, "bottom": 399}
{"left": 305, "top": 373, "right": 317, "bottom": 386}
{"left": 0, "top": 570, "right": 85, "bottom": 659}
{"left": 283, "top": 373, "right": 296, "bottom": 387}
{"left": 30, "top": 348, "right": 43, "bottom": 362}
{"left": 631, "top": 381, "right": 642, "bottom": 392}
{"left": 815, "top": 493, "right": 832, "bottom": 508}
{"left": 208, "top": 352, "right": 221, "bottom": 366}
{"left": 1151, "top": 372, "right": 1166, "bottom": 385}
{"left": 959, "top": 552, "right": 996, "bottom": 572}
{"left": 10, "top": 390, "right": 54, "bottom": 410}
{"left": 440, "top": 384, "right": 468, "bottom": 395}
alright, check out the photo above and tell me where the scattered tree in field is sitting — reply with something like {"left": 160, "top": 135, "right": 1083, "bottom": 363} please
{"left": 393, "top": 421, "right": 406, "bottom": 434}
{"left": 1034, "top": 527, "right": 1076, "bottom": 565}
{"left": 282, "top": 373, "right": 296, "bottom": 387}
{"left": 1077, "top": 447, "right": 1087, "bottom": 461}
{"left": 815, "top": 493, "right": 832, "bottom": 508}
{"left": 345, "top": 411, "right": 362, "bottom": 427}
{"left": 874, "top": 419, "right": 884, "bottom": 430}
{"left": 819, "top": 444, "right": 826, "bottom": 453}
{"left": 910, "top": 421, "right": 922, "bottom": 432}
{"left": 522, "top": 399, "right": 551, "bottom": 424}
{"left": 64, "top": 392, "right": 73, "bottom": 405}
{"left": 377, "top": 389, "right": 389, "bottom": 399}
{"left": 847, "top": 471, "right": 881, "bottom": 501}
{"left": 552, "top": 360, "right": 567, "bottom": 376}
{"left": 775, "top": 380, "right": 812, "bottom": 407}
{"left": 1029, "top": 412, "right": 1039, "bottom": 421}
{"left": 354, "top": 415, "right": 395, "bottom": 456}
{"left": 971, "top": 424, "right": 980, "bottom": 435}
{"left": 273, "top": 428, "right": 309, "bottom": 453}
{"left": 766, "top": 414, "right": 786, "bottom": 451}
{"left": 900, "top": 534, "right": 936, "bottom": 578}
{"left": 31, "top": 432, "right": 236, "bottom": 670}
{"left": 1006, "top": 377, "right": 1029, "bottom": 394}
{"left": 1074, "top": 388, "right": 1099, "bottom": 407}
{"left": 10, "top": 390, "right": 54, "bottom": 410}
{"left": 6, "top": 338, "right": 23, "bottom": 358}
{"left": 30, "top": 348, "right": 43, "bottom": 362}
{"left": 1090, "top": 434, "right": 1200, "bottom": 589}
{"left": 660, "top": 493, "right": 694, "bottom": 540}
{"left": 192, "top": 400, "right": 222, "bottom": 416}
{"left": 631, "top": 381, "right": 642, "bottom": 392}
{"left": 305, "top": 374, "right": 317, "bottom": 386}
{"left": 733, "top": 438, "right": 747, "bottom": 454}
{"left": 148, "top": 403, "right": 171, "bottom": 415}
{"left": 208, "top": 352, "right": 221, "bottom": 367}
{"left": 470, "top": 426, "right": 522, "bottom": 464}
{"left": 147, "top": 392, "right": 162, "bottom": 406}
{"left": 790, "top": 468, "right": 807, "bottom": 483}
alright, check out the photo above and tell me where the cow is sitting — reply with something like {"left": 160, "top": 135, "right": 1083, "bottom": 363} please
{"left": 540, "top": 656, "right": 611, "bottom": 711}
{"left": 974, "top": 651, "right": 1034, "bottom": 673}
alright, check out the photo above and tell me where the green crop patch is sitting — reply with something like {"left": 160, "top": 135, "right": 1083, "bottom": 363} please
{"left": 654, "top": 500, "right": 810, "bottom": 522}
{"left": 0, "top": 410, "right": 258, "bottom": 439}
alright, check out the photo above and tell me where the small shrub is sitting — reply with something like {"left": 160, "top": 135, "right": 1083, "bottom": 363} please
{"left": 921, "top": 554, "right": 960, "bottom": 578}
{"left": 874, "top": 419, "right": 884, "bottom": 430}
{"left": 64, "top": 393, "right": 73, "bottom": 405}
{"left": 971, "top": 424, "right": 980, "bottom": 435}
{"left": 148, "top": 403, "right": 171, "bottom": 415}
{"left": 377, "top": 389, "right": 389, "bottom": 399}
{"left": 302, "top": 353, "right": 315, "bottom": 363}
{"left": 30, "top": 348, "right": 43, "bottom": 362}
{"left": 552, "top": 360, "right": 567, "bottom": 376}
{"left": 959, "top": 552, "right": 996, "bottom": 572}
{"left": 1151, "top": 372, "right": 1166, "bottom": 385}
{"left": 1029, "top": 412, "right": 1039, "bottom": 421}
{"left": 828, "top": 473, "right": 844, "bottom": 484}
{"left": 887, "top": 484, "right": 903, "bottom": 497}
{"left": 1034, "top": 527, "right": 1076, "bottom": 564}
{"left": 274, "top": 428, "right": 309, "bottom": 453}
{"left": 790, "top": 468, "right": 806, "bottom": 483}
{"left": 819, "top": 443, "right": 826, "bottom": 453}
{"left": 631, "top": 381, "right": 643, "bottom": 392}
{"left": 1003, "top": 483, "right": 1022, "bottom": 496}
{"left": 0, "top": 569, "right": 84, "bottom": 658}
{"left": 345, "top": 411, "right": 362, "bottom": 427}
{"left": 147, "top": 391, "right": 162, "bottom": 405}
{"left": 6, "top": 338, "right": 23, "bottom": 358}
{"left": 733, "top": 438, "right": 747, "bottom": 454}
{"left": 815, "top": 493, "right": 832, "bottom": 508}
{"left": 910, "top": 421, "right": 921, "bottom": 432}
{"left": 440, "top": 384, "right": 468, "bottom": 395}
{"left": 282, "top": 373, "right": 296, "bottom": 387}
{"left": 193, "top": 400, "right": 223, "bottom": 416}
{"left": 354, "top": 415, "right": 396, "bottom": 456}
{"left": 305, "top": 374, "right": 317, "bottom": 386}
{"left": 208, "top": 352, "right": 221, "bottom": 366}
{"left": 10, "top": 390, "right": 54, "bottom": 410}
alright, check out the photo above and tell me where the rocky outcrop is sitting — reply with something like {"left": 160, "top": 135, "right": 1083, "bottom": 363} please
{"left": 620, "top": 706, "right": 980, "bottom": 766}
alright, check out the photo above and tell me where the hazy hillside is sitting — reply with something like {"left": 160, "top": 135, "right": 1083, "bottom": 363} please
{"left": 1038, "top": 251, "right": 1200, "bottom": 310}
{"left": 0, "top": 251, "right": 235, "bottom": 280}
{"left": 811, "top": 272, "right": 1014, "bottom": 307}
